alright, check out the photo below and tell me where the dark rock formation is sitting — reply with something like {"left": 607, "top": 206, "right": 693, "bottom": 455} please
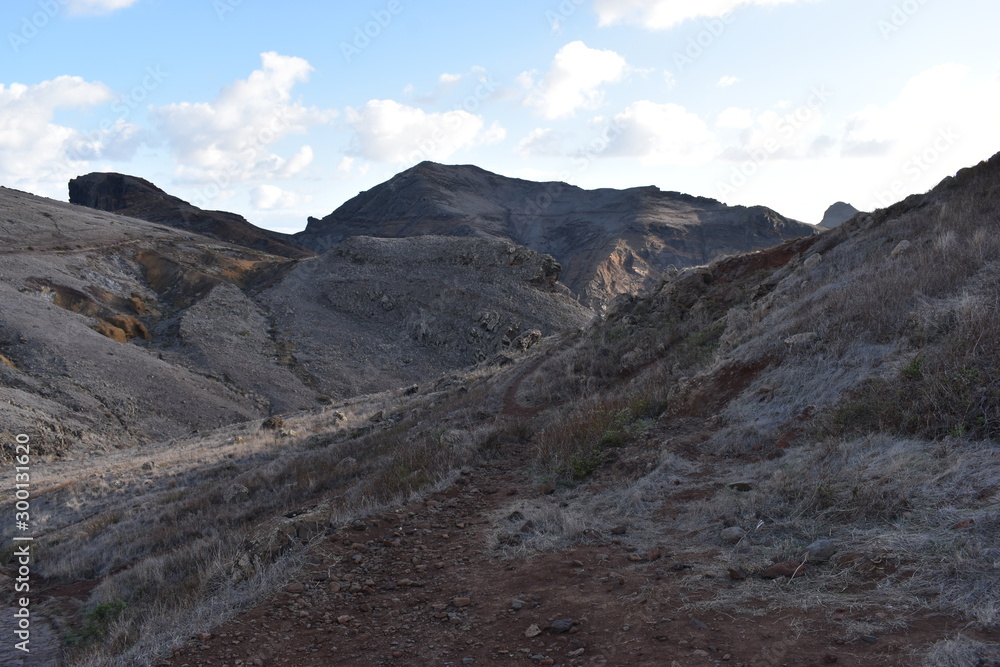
{"left": 819, "top": 201, "right": 862, "bottom": 229}
{"left": 294, "top": 161, "right": 818, "bottom": 307}
{"left": 69, "top": 172, "right": 314, "bottom": 259}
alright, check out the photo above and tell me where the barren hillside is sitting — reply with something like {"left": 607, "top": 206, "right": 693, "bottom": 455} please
{"left": 0, "top": 187, "right": 590, "bottom": 452}
{"left": 2, "top": 154, "right": 999, "bottom": 666}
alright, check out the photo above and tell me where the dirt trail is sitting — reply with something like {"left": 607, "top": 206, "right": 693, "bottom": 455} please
{"left": 160, "top": 441, "right": 990, "bottom": 667}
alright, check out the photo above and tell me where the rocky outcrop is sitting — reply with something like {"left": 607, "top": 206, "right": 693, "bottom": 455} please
{"left": 69, "top": 173, "right": 314, "bottom": 259}
{"left": 294, "top": 161, "right": 818, "bottom": 308}
{"left": 819, "top": 201, "right": 862, "bottom": 229}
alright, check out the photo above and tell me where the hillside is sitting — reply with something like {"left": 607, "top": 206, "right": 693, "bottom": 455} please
{"left": 294, "top": 161, "right": 818, "bottom": 307}
{"left": 0, "top": 187, "right": 589, "bottom": 452}
{"left": 2, "top": 154, "right": 999, "bottom": 666}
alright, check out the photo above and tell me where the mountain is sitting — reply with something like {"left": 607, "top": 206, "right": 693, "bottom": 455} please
{"left": 0, "top": 186, "right": 589, "bottom": 451}
{"left": 818, "top": 200, "right": 862, "bottom": 228}
{"left": 6, "top": 155, "right": 1000, "bottom": 666}
{"left": 293, "top": 161, "right": 818, "bottom": 307}
{"left": 68, "top": 172, "right": 315, "bottom": 259}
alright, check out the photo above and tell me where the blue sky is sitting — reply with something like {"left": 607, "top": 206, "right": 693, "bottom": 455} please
{"left": 2, "top": 0, "right": 999, "bottom": 232}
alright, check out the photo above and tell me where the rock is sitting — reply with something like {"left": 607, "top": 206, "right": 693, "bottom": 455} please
{"left": 720, "top": 526, "right": 746, "bottom": 544}
{"left": 93, "top": 320, "right": 127, "bottom": 343}
{"left": 285, "top": 583, "right": 305, "bottom": 593}
{"left": 328, "top": 581, "right": 341, "bottom": 593}
{"left": 727, "top": 481, "right": 754, "bottom": 492}
{"left": 452, "top": 597, "right": 472, "bottom": 607}
{"left": 337, "top": 615, "right": 353, "bottom": 625}
{"left": 824, "top": 655, "right": 839, "bottom": 664}
{"left": 689, "top": 618, "right": 708, "bottom": 630}
{"left": 692, "top": 649, "right": 709, "bottom": 657}
{"left": 610, "top": 525, "right": 627, "bottom": 535}
{"left": 141, "top": 461, "right": 154, "bottom": 471}
{"left": 524, "top": 624, "right": 542, "bottom": 638}
{"left": 890, "top": 240, "right": 912, "bottom": 257}
{"left": 761, "top": 561, "right": 807, "bottom": 579}
{"left": 511, "top": 598, "right": 525, "bottom": 610}
{"left": 860, "top": 635, "right": 878, "bottom": 644}
{"left": 727, "top": 567, "right": 747, "bottom": 581}
{"left": 549, "top": 618, "right": 575, "bottom": 633}
{"left": 803, "top": 253, "right": 823, "bottom": 270}
{"left": 104, "top": 314, "right": 152, "bottom": 341}
{"left": 197, "top": 632, "right": 212, "bottom": 641}
{"left": 803, "top": 538, "right": 837, "bottom": 562}
{"left": 567, "top": 648, "right": 585, "bottom": 658}
{"left": 261, "top": 416, "right": 284, "bottom": 430}
{"left": 512, "top": 329, "right": 543, "bottom": 351}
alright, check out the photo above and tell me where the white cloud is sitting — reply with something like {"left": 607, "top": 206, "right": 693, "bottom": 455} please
{"left": 0, "top": 76, "right": 129, "bottom": 194}
{"left": 517, "top": 128, "right": 566, "bottom": 158}
{"left": 250, "top": 184, "right": 302, "bottom": 210}
{"left": 520, "top": 41, "right": 628, "bottom": 119}
{"left": 720, "top": 101, "right": 827, "bottom": 161}
{"left": 65, "top": 0, "right": 142, "bottom": 15}
{"left": 439, "top": 73, "right": 463, "bottom": 85}
{"left": 334, "top": 156, "right": 370, "bottom": 180}
{"left": 602, "top": 101, "right": 718, "bottom": 164}
{"left": 717, "top": 75, "right": 740, "bottom": 87}
{"left": 716, "top": 106, "right": 754, "bottom": 129}
{"left": 346, "top": 99, "right": 505, "bottom": 163}
{"left": 594, "top": 0, "right": 804, "bottom": 30}
{"left": 835, "top": 64, "right": 1000, "bottom": 206}
{"left": 150, "top": 52, "right": 334, "bottom": 186}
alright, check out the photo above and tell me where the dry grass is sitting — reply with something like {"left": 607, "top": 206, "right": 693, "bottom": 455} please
{"left": 14, "top": 364, "right": 522, "bottom": 665}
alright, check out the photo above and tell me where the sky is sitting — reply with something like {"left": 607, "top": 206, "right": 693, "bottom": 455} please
{"left": 2, "top": 0, "right": 999, "bottom": 233}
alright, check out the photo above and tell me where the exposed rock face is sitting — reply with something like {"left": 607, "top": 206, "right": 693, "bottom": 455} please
{"left": 68, "top": 172, "right": 314, "bottom": 259}
{"left": 819, "top": 201, "right": 862, "bottom": 229}
{"left": 294, "top": 161, "right": 818, "bottom": 307}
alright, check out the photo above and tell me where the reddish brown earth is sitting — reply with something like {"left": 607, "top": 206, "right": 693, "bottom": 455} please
{"left": 160, "top": 440, "right": 996, "bottom": 667}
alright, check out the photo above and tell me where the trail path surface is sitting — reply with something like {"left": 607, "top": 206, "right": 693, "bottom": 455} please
{"left": 161, "top": 440, "right": 986, "bottom": 667}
